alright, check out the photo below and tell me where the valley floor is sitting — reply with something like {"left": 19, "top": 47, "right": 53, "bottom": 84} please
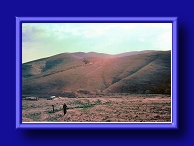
{"left": 22, "top": 94, "right": 171, "bottom": 122}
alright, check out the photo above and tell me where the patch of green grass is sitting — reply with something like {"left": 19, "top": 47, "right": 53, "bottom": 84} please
{"left": 46, "top": 116, "right": 60, "bottom": 122}
{"left": 103, "top": 101, "right": 112, "bottom": 105}
{"left": 45, "top": 107, "right": 64, "bottom": 114}
{"left": 25, "top": 112, "right": 41, "bottom": 120}
{"left": 149, "top": 117, "right": 158, "bottom": 120}
{"left": 94, "top": 99, "right": 102, "bottom": 105}
{"left": 72, "top": 100, "right": 84, "bottom": 105}
{"left": 22, "top": 104, "right": 42, "bottom": 110}
{"left": 22, "top": 106, "right": 28, "bottom": 110}
{"left": 70, "top": 100, "right": 95, "bottom": 109}
{"left": 82, "top": 107, "right": 88, "bottom": 113}
{"left": 75, "top": 104, "right": 94, "bottom": 109}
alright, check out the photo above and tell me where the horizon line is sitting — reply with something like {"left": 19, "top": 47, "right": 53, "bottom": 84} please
{"left": 22, "top": 49, "right": 171, "bottom": 64}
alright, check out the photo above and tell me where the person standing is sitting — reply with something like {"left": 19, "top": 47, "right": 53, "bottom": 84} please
{"left": 52, "top": 105, "right": 54, "bottom": 112}
{"left": 63, "top": 103, "right": 67, "bottom": 115}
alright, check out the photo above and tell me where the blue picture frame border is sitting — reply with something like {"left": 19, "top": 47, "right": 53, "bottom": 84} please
{"left": 16, "top": 17, "right": 178, "bottom": 129}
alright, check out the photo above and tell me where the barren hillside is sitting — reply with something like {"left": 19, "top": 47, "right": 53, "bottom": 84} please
{"left": 22, "top": 50, "right": 171, "bottom": 97}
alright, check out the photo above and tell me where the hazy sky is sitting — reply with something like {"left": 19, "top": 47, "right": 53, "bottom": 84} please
{"left": 22, "top": 23, "right": 172, "bottom": 63}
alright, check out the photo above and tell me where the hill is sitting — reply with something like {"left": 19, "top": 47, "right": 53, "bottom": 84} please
{"left": 22, "top": 50, "right": 171, "bottom": 97}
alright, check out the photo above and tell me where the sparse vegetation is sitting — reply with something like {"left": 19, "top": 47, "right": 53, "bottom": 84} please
{"left": 46, "top": 116, "right": 60, "bottom": 122}
{"left": 22, "top": 95, "right": 171, "bottom": 122}
{"left": 95, "top": 99, "right": 102, "bottom": 105}
{"left": 22, "top": 51, "right": 171, "bottom": 122}
{"left": 45, "top": 107, "right": 63, "bottom": 114}
{"left": 25, "top": 112, "right": 41, "bottom": 120}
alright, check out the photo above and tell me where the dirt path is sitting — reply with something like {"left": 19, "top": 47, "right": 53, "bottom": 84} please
{"left": 86, "top": 62, "right": 104, "bottom": 77}
{"left": 86, "top": 59, "right": 113, "bottom": 77}
{"left": 85, "top": 59, "right": 111, "bottom": 89}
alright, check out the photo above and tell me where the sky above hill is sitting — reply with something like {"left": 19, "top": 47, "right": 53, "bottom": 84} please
{"left": 22, "top": 23, "right": 172, "bottom": 63}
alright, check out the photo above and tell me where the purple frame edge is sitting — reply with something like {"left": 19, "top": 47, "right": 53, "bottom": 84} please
{"left": 16, "top": 17, "right": 178, "bottom": 129}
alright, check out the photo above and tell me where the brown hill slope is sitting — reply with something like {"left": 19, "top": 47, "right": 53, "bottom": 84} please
{"left": 22, "top": 53, "right": 82, "bottom": 78}
{"left": 22, "top": 51, "right": 171, "bottom": 96}
{"left": 104, "top": 51, "right": 171, "bottom": 93}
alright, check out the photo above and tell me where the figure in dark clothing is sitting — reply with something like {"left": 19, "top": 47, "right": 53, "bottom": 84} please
{"left": 52, "top": 105, "right": 54, "bottom": 112}
{"left": 63, "top": 103, "right": 67, "bottom": 115}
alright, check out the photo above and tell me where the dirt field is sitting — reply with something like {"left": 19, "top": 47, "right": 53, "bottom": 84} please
{"left": 22, "top": 94, "right": 171, "bottom": 122}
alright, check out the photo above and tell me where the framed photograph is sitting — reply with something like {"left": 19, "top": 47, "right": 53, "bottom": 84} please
{"left": 16, "top": 17, "right": 178, "bottom": 129}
